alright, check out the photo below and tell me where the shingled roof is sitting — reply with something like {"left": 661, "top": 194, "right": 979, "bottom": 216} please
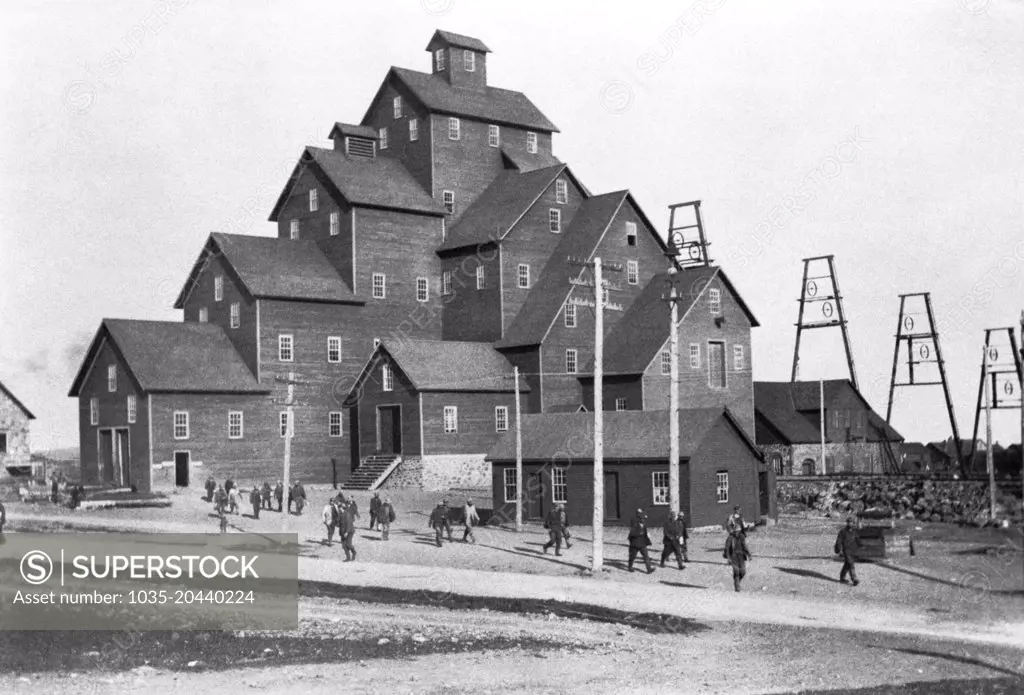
{"left": 344, "top": 339, "right": 528, "bottom": 405}
{"left": 269, "top": 146, "right": 445, "bottom": 220}
{"left": 438, "top": 164, "right": 567, "bottom": 252}
{"left": 486, "top": 407, "right": 759, "bottom": 462}
{"left": 0, "top": 381, "right": 35, "bottom": 419}
{"left": 500, "top": 148, "right": 562, "bottom": 173}
{"left": 594, "top": 267, "right": 760, "bottom": 375}
{"left": 754, "top": 380, "right": 904, "bottom": 444}
{"left": 426, "top": 30, "right": 492, "bottom": 53}
{"left": 379, "top": 67, "right": 559, "bottom": 133}
{"left": 494, "top": 192, "right": 627, "bottom": 349}
{"left": 69, "top": 320, "right": 268, "bottom": 396}
{"left": 174, "top": 233, "right": 363, "bottom": 307}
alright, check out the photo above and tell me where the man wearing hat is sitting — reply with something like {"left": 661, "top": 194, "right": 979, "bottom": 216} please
{"left": 627, "top": 508, "right": 654, "bottom": 574}
{"left": 660, "top": 510, "right": 687, "bottom": 570}
{"left": 462, "top": 498, "right": 479, "bottom": 543}
{"left": 379, "top": 496, "right": 396, "bottom": 540}
{"left": 834, "top": 517, "right": 860, "bottom": 586}
{"left": 428, "top": 499, "right": 450, "bottom": 547}
{"left": 543, "top": 503, "right": 568, "bottom": 556}
{"left": 723, "top": 527, "right": 751, "bottom": 591}
{"left": 726, "top": 505, "right": 746, "bottom": 537}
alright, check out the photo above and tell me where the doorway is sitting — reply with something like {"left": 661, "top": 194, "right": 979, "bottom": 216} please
{"left": 174, "top": 451, "right": 190, "bottom": 487}
{"left": 98, "top": 430, "right": 114, "bottom": 484}
{"left": 527, "top": 472, "right": 545, "bottom": 519}
{"left": 603, "top": 471, "right": 620, "bottom": 520}
{"left": 377, "top": 406, "right": 402, "bottom": 455}
{"left": 115, "top": 429, "right": 130, "bottom": 487}
{"left": 758, "top": 471, "right": 770, "bottom": 518}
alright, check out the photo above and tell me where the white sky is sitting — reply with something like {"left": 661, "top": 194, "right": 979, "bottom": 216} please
{"left": 1, "top": 0, "right": 1022, "bottom": 451}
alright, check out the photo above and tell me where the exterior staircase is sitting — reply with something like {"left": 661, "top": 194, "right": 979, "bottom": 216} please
{"left": 341, "top": 455, "right": 401, "bottom": 491}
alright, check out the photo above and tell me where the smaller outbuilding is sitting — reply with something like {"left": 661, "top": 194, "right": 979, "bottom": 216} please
{"left": 0, "top": 380, "right": 36, "bottom": 478}
{"left": 487, "top": 406, "right": 768, "bottom": 529}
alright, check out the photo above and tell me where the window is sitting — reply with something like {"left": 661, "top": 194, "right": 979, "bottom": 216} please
{"left": 435, "top": 48, "right": 446, "bottom": 71}
{"left": 716, "top": 471, "right": 729, "bottom": 503}
{"left": 689, "top": 343, "right": 700, "bottom": 369}
{"left": 278, "top": 334, "right": 293, "bottom": 361}
{"left": 228, "top": 411, "right": 243, "bottom": 439}
{"left": 90, "top": 398, "right": 98, "bottom": 425}
{"left": 442, "top": 271, "right": 452, "bottom": 296}
{"left": 443, "top": 406, "right": 458, "bottom": 433}
{"left": 379, "top": 127, "right": 388, "bottom": 150}
{"left": 552, "top": 467, "right": 567, "bottom": 504}
{"left": 564, "top": 303, "right": 577, "bottom": 328}
{"left": 708, "top": 341, "right": 726, "bottom": 388}
{"left": 415, "top": 277, "right": 429, "bottom": 302}
{"left": 549, "top": 208, "right": 561, "bottom": 233}
{"left": 329, "top": 411, "right": 343, "bottom": 437}
{"left": 503, "top": 468, "right": 518, "bottom": 503}
{"left": 0, "top": 433, "right": 6, "bottom": 454}
{"left": 230, "top": 302, "right": 240, "bottom": 329}
{"left": 555, "top": 178, "right": 568, "bottom": 204}
{"left": 127, "top": 395, "right": 137, "bottom": 424}
{"left": 393, "top": 96, "right": 402, "bottom": 119}
{"left": 214, "top": 275, "right": 224, "bottom": 301}
{"left": 464, "top": 49, "right": 475, "bottom": 72}
{"left": 309, "top": 188, "right": 318, "bottom": 211}
{"left": 652, "top": 471, "right": 670, "bottom": 505}
{"left": 565, "top": 349, "right": 578, "bottom": 374}
{"left": 495, "top": 406, "right": 508, "bottom": 432}
{"left": 627, "top": 260, "right": 638, "bottom": 285}
{"left": 615, "top": 397, "right": 627, "bottom": 411}
{"left": 709, "top": 288, "right": 721, "bottom": 315}
{"left": 409, "top": 118, "right": 418, "bottom": 141}
{"left": 329, "top": 211, "right": 340, "bottom": 236}
{"left": 382, "top": 363, "right": 393, "bottom": 392}
{"left": 108, "top": 365, "right": 117, "bottom": 392}
{"left": 517, "top": 263, "right": 530, "bottom": 288}
{"left": 372, "top": 273, "right": 386, "bottom": 299}
{"left": 328, "top": 336, "right": 342, "bottom": 363}
{"left": 173, "top": 411, "right": 189, "bottom": 440}
{"left": 770, "top": 453, "right": 784, "bottom": 476}
{"left": 661, "top": 350, "right": 671, "bottom": 375}
{"left": 279, "top": 411, "right": 290, "bottom": 438}
{"left": 476, "top": 265, "right": 485, "bottom": 290}
{"left": 488, "top": 124, "right": 500, "bottom": 147}
{"left": 198, "top": 307, "right": 208, "bottom": 323}
{"left": 733, "top": 345, "right": 745, "bottom": 371}
{"left": 443, "top": 190, "right": 455, "bottom": 214}
{"left": 290, "top": 219, "right": 299, "bottom": 239}
{"left": 626, "top": 221, "right": 637, "bottom": 246}
{"left": 448, "top": 117, "right": 460, "bottom": 140}
{"left": 527, "top": 131, "right": 537, "bottom": 153}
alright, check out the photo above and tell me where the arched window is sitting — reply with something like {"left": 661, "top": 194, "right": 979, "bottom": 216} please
{"left": 801, "top": 458, "right": 815, "bottom": 476}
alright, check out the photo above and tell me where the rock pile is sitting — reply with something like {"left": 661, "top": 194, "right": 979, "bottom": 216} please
{"left": 777, "top": 478, "right": 1023, "bottom": 525}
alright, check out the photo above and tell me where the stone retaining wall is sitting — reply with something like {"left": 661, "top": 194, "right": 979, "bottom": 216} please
{"left": 380, "top": 454, "right": 491, "bottom": 492}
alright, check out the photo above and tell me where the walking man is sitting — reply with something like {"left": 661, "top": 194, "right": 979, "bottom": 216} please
{"left": 462, "top": 498, "right": 479, "bottom": 543}
{"left": 294, "top": 482, "right": 307, "bottom": 515}
{"left": 227, "top": 485, "right": 241, "bottom": 515}
{"left": 340, "top": 497, "right": 357, "bottom": 561}
{"left": 726, "top": 505, "right": 746, "bottom": 537}
{"left": 379, "top": 496, "right": 396, "bottom": 540}
{"left": 225, "top": 477, "right": 235, "bottom": 497}
{"left": 660, "top": 510, "right": 687, "bottom": 570}
{"left": 274, "top": 480, "right": 284, "bottom": 512}
{"left": 213, "top": 483, "right": 227, "bottom": 516}
{"left": 723, "top": 527, "right": 751, "bottom": 591}
{"left": 679, "top": 511, "right": 690, "bottom": 562}
{"left": 322, "top": 498, "right": 338, "bottom": 546}
{"left": 835, "top": 517, "right": 860, "bottom": 586}
{"left": 440, "top": 498, "right": 453, "bottom": 542}
{"left": 428, "top": 500, "right": 449, "bottom": 547}
{"left": 627, "top": 509, "right": 655, "bottom": 573}
{"left": 543, "top": 503, "right": 567, "bottom": 555}
{"left": 204, "top": 476, "right": 216, "bottom": 502}
{"left": 249, "top": 486, "right": 261, "bottom": 519}
{"left": 369, "top": 492, "right": 382, "bottom": 530}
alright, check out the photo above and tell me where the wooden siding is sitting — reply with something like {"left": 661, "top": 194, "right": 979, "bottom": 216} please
{"left": 421, "top": 391, "right": 521, "bottom": 456}
{"left": 496, "top": 346, "right": 542, "bottom": 413}
{"left": 689, "top": 416, "right": 762, "bottom": 524}
{"left": 353, "top": 353, "right": 422, "bottom": 458}
{"left": 440, "top": 244, "right": 502, "bottom": 341}
{"left": 581, "top": 376, "right": 644, "bottom": 412}
{"left": 430, "top": 114, "right": 513, "bottom": 223}
{"left": 362, "top": 79, "right": 434, "bottom": 197}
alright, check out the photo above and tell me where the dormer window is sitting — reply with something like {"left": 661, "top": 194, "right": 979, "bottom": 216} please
{"left": 393, "top": 96, "right": 402, "bottom": 119}
{"left": 555, "top": 179, "right": 568, "bottom": 204}
{"left": 488, "top": 125, "right": 500, "bottom": 148}
{"left": 448, "top": 117, "right": 460, "bottom": 140}
{"left": 309, "top": 189, "right": 318, "bottom": 211}
{"left": 435, "top": 48, "right": 446, "bottom": 71}
{"left": 379, "top": 127, "right": 388, "bottom": 150}
{"left": 464, "top": 50, "right": 475, "bottom": 72}
{"left": 527, "top": 132, "right": 538, "bottom": 153}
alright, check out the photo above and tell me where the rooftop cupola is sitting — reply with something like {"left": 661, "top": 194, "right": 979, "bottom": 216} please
{"left": 426, "top": 29, "right": 490, "bottom": 89}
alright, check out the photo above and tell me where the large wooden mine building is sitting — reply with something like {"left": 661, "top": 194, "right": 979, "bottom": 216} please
{"left": 69, "top": 31, "right": 766, "bottom": 526}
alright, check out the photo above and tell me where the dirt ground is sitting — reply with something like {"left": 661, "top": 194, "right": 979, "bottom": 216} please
{"left": 3, "top": 488, "right": 1024, "bottom": 693}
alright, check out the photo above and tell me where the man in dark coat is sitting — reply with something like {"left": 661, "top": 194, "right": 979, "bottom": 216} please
{"left": 660, "top": 510, "right": 688, "bottom": 570}
{"left": 293, "top": 482, "right": 306, "bottom": 515}
{"left": 627, "top": 509, "right": 655, "bottom": 574}
{"left": 204, "top": 476, "right": 216, "bottom": 502}
{"left": 69, "top": 484, "right": 84, "bottom": 510}
{"left": 225, "top": 478, "right": 235, "bottom": 496}
{"left": 726, "top": 505, "right": 746, "bottom": 537}
{"left": 51, "top": 476, "right": 60, "bottom": 504}
{"left": 213, "top": 484, "right": 228, "bottom": 516}
{"left": 249, "top": 486, "right": 261, "bottom": 519}
{"left": 273, "top": 480, "right": 284, "bottom": 512}
{"left": 261, "top": 481, "right": 272, "bottom": 510}
{"left": 724, "top": 528, "right": 751, "bottom": 591}
{"left": 379, "top": 496, "right": 396, "bottom": 540}
{"left": 834, "top": 517, "right": 860, "bottom": 586}
{"left": 369, "top": 492, "right": 382, "bottom": 530}
{"left": 428, "top": 501, "right": 449, "bottom": 547}
{"left": 440, "top": 498, "right": 453, "bottom": 541}
{"left": 340, "top": 498, "right": 357, "bottom": 561}
{"left": 543, "top": 503, "right": 568, "bottom": 556}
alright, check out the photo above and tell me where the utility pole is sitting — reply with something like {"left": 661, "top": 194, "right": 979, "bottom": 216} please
{"left": 593, "top": 256, "right": 605, "bottom": 573}
{"left": 663, "top": 269, "right": 682, "bottom": 514}
{"left": 820, "top": 379, "right": 827, "bottom": 475}
{"left": 276, "top": 371, "right": 305, "bottom": 535}
{"left": 1020, "top": 311, "right": 1023, "bottom": 536}
{"left": 514, "top": 365, "right": 523, "bottom": 533}
{"left": 984, "top": 346, "right": 995, "bottom": 521}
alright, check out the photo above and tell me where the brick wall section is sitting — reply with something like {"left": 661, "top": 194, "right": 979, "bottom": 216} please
{"left": 0, "top": 390, "right": 33, "bottom": 477}
{"left": 181, "top": 253, "right": 260, "bottom": 377}
{"left": 354, "top": 353, "right": 422, "bottom": 459}
{"left": 75, "top": 339, "right": 150, "bottom": 491}
{"left": 641, "top": 274, "right": 755, "bottom": 435}
{"left": 421, "top": 391, "right": 520, "bottom": 456}
{"left": 440, "top": 244, "right": 503, "bottom": 341}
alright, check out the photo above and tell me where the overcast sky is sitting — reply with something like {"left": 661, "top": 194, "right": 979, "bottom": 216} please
{"left": 2, "top": 0, "right": 1022, "bottom": 451}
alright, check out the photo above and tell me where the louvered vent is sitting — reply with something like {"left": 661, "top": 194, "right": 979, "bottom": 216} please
{"left": 346, "top": 137, "right": 376, "bottom": 159}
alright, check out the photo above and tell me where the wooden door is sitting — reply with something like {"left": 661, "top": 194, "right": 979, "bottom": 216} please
{"left": 378, "top": 407, "right": 401, "bottom": 454}
{"left": 98, "top": 430, "right": 114, "bottom": 484}
{"left": 116, "top": 429, "right": 130, "bottom": 487}
{"left": 174, "top": 452, "right": 189, "bottom": 487}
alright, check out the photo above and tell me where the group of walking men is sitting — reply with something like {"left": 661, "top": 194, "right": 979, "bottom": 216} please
{"left": 428, "top": 498, "right": 478, "bottom": 547}
{"left": 205, "top": 476, "right": 308, "bottom": 522}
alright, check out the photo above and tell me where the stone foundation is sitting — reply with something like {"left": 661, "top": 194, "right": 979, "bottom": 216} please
{"left": 380, "top": 454, "right": 491, "bottom": 492}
